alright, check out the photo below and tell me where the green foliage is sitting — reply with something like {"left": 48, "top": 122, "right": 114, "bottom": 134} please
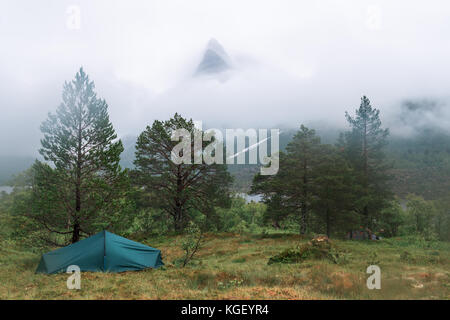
{"left": 268, "top": 237, "right": 349, "bottom": 265}
{"left": 128, "top": 209, "right": 171, "bottom": 236}
{"left": 267, "top": 248, "right": 303, "bottom": 264}
{"left": 133, "top": 113, "right": 232, "bottom": 232}
{"left": 376, "top": 200, "right": 405, "bottom": 237}
{"left": 386, "top": 124, "right": 450, "bottom": 200}
{"left": 432, "top": 195, "right": 450, "bottom": 241}
{"left": 311, "top": 144, "right": 358, "bottom": 237}
{"left": 340, "top": 96, "right": 393, "bottom": 228}
{"left": 403, "top": 194, "right": 437, "bottom": 239}
{"left": 390, "top": 234, "right": 442, "bottom": 250}
{"left": 179, "top": 221, "right": 203, "bottom": 267}
{"left": 251, "top": 99, "right": 396, "bottom": 237}
{"left": 252, "top": 126, "right": 332, "bottom": 234}
{"left": 18, "top": 67, "right": 131, "bottom": 246}
{"left": 215, "top": 196, "right": 266, "bottom": 233}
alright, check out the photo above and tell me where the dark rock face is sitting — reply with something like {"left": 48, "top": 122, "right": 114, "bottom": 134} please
{"left": 195, "top": 38, "right": 231, "bottom": 75}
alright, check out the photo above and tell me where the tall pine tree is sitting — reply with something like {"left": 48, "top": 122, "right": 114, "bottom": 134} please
{"left": 341, "top": 96, "right": 393, "bottom": 229}
{"left": 312, "top": 144, "right": 357, "bottom": 237}
{"left": 34, "top": 67, "right": 129, "bottom": 244}
{"left": 133, "top": 114, "right": 232, "bottom": 232}
{"left": 252, "top": 125, "right": 321, "bottom": 234}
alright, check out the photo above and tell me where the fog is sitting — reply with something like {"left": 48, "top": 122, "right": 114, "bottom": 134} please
{"left": 1, "top": 0, "right": 450, "bottom": 156}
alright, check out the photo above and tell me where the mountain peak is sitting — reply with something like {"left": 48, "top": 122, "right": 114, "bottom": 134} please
{"left": 195, "top": 38, "right": 231, "bottom": 76}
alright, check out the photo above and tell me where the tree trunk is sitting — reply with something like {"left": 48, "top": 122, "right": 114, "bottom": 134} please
{"left": 174, "top": 207, "right": 184, "bottom": 233}
{"left": 174, "top": 165, "right": 184, "bottom": 233}
{"left": 300, "top": 159, "right": 308, "bottom": 235}
{"left": 72, "top": 114, "right": 83, "bottom": 244}
{"left": 362, "top": 106, "right": 369, "bottom": 229}
{"left": 72, "top": 222, "right": 80, "bottom": 243}
{"left": 363, "top": 205, "right": 369, "bottom": 229}
{"left": 326, "top": 207, "right": 330, "bottom": 238}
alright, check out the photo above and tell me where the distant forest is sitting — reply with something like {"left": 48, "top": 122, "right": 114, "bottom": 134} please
{"left": 2, "top": 113, "right": 450, "bottom": 201}
{"left": 118, "top": 126, "right": 450, "bottom": 200}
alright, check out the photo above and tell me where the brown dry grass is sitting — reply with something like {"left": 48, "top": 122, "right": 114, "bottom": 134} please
{"left": 0, "top": 233, "right": 448, "bottom": 299}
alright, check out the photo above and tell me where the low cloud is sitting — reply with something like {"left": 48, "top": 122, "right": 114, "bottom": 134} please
{"left": 1, "top": 0, "right": 450, "bottom": 157}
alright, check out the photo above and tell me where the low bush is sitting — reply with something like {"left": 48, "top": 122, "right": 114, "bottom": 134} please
{"left": 268, "top": 236, "right": 350, "bottom": 265}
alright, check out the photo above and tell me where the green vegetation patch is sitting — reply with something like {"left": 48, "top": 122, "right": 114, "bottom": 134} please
{"left": 268, "top": 236, "right": 350, "bottom": 265}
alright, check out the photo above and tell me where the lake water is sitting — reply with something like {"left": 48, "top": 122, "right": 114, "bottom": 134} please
{"left": 237, "top": 193, "right": 262, "bottom": 203}
{"left": 0, "top": 186, "right": 13, "bottom": 194}
{"left": 0, "top": 186, "right": 263, "bottom": 201}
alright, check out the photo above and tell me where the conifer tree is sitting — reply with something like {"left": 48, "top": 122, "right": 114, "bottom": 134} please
{"left": 312, "top": 144, "right": 357, "bottom": 237}
{"left": 252, "top": 125, "right": 321, "bottom": 234}
{"left": 133, "top": 114, "right": 232, "bottom": 232}
{"left": 34, "top": 67, "right": 129, "bottom": 244}
{"left": 341, "top": 96, "right": 393, "bottom": 228}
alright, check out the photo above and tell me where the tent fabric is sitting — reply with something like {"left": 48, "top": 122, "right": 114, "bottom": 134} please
{"left": 35, "top": 231, "right": 164, "bottom": 274}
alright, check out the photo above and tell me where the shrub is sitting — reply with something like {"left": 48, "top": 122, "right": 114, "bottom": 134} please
{"left": 180, "top": 222, "right": 203, "bottom": 267}
{"left": 268, "top": 248, "right": 303, "bottom": 265}
{"left": 328, "top": 247, "right": 352, "bottom": 265}
{"left": 268, "top": 236, "right": 349, "bottom": 265}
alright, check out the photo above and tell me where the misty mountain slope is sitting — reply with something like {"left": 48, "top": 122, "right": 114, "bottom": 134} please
{"left": 388, "top": 99, "right": 450, "bottom": 137}
{"left": 118, "top": 122, "right": 450, "bottom": 199}
{"left": 387, "top": 129, "right": 450, "bottom": 200}
{"left": 0, "top": 156, "right": 35, "bottom": 185}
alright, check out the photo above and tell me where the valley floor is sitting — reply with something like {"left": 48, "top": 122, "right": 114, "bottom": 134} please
{"left": 0, "top": 233, "right": 449, "bottom": 299}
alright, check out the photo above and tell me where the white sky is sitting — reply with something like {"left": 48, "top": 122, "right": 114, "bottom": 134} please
{"left": 1, "top": 0, "right": 450, "bottom": 155}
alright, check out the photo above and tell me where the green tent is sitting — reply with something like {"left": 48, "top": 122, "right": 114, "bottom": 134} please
{"left": 36, "top": 230, "right": 164, "bottom": 274}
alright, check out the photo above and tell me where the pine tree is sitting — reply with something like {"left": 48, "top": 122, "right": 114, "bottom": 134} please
{"left": 35, "top": 67, "right": 129, "bottom": 244}
{"left": 341, "top": 96, "right": 393, "bottom": 228}
{"left": 251, "top": 125, "right": 321, "bottom": 234}
{"left": 251, "top": 152, "right": 292, "bottom": 229}
{"left": 285, "top": 125, "right": 322, "bottom": 234}
{"left": 133, "top": 113, "right": 232, "bottom": 232}
{"left": 312, "top": 144, "right": 357, "bottom": 237}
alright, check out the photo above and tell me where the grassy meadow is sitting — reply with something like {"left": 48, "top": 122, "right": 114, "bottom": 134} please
{"left": 1, "top": 233, "right": 449, "bottom": 300}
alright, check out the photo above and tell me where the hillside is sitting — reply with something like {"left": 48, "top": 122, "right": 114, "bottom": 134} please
{"left": 0, "top": 156, "right": 35, "bottom": 185}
